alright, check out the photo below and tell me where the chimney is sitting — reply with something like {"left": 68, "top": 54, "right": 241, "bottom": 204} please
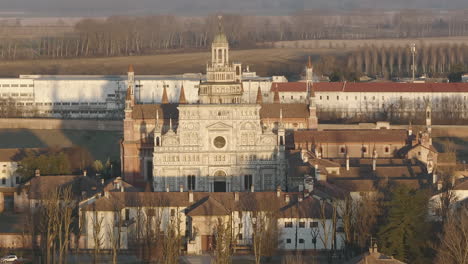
{"left": 83, "top": 170, "right": 87, "bottom": 177}
{"left": 101, "top": 178, "right": 105, "bottom": 185}
{"left": 120, "top": 185, "right": 124, "bottom": 192}
{"left": 346, "top": 155, "right": 350, "bottom": 171}
{"left": 166, "top": 185, "right": 170, "bottom": 192}
{"left": 437, "top": 181, "right": 442, "bottom": 191}
{"left": 104, "top": 191, "right": 109, "bottom": 198}
{"left": 372, "top": 149, "right": 378, "bottom": 171}
{"left": 276, "top": 186, "right": 281, "bottom": 197}
{"left": 188, "top": 191, "right": 194, "bottom": 203}
{"left": 35, "top": 169, "right": 40, "bottom": 177}
{"left": 285, "top": 194, "right": 290, "bottom": 203}
{"left": 250, "top": 184, "right": 255, "bottom": 192}
{"left": 234, "top": 192, "right": 239, "bottom": 201}
{"left": 179, "top": 185, "right": 184, "bottom": 192}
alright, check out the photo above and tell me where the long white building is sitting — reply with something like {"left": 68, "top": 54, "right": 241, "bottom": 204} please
{"left": 1, "top": 66, "right": 468, "bottom": 121}
{"left": 0, "top": 72, "right": 286, "bottom": 119}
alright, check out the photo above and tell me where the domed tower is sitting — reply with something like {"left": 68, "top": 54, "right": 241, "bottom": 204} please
{"left": 211, "top": 19, "right": 229, "bottom": 67}
{"left": 200, "top": 16, "right": 243, "bottom": 104}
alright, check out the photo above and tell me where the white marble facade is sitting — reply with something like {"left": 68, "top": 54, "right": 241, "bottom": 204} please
{"left": 153, "top": 104, "right": 287, "bottom": 192}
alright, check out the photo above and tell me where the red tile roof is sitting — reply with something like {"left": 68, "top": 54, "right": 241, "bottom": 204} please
{"left": 271, "top": 82, "right": 308, "bottom": 92}
{"left": 271, "top": 82, "right": 468, "bottom": 93}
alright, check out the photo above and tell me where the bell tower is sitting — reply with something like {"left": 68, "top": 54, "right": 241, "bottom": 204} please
{"left": 200, "top": 16, "right": 243, "bottom": 104}
{"left": 306, "top": 58, "right": 318, "bottom": 129}
{"left": 211, "top": 16, "right": 229, "bottom": 67}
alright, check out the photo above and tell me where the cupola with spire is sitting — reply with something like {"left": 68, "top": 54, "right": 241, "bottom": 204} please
{"left": 162, "top": 85, "right": 169, "bottom": 104}
{"left": 256, "top": 86, "right": 263, "bottom": 104}
{"left": 179, "top": 84, "right": 187, "bottom": 104}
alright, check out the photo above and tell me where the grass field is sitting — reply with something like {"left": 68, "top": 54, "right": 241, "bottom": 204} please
{"left": 0, "top": 129, "right": 122, "bottom": 162}
{"left": 0, "top": 48, "right": 345, "bottom": 77}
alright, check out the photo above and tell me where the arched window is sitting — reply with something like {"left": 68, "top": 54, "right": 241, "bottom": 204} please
{"left": 218, "top": 49, "right": 223, "bottom": 63}
{"left": 187, "top": 175, "right": 196, "bottom": 190}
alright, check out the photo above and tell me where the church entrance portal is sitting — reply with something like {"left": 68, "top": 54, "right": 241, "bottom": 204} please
{"left": 213, "top": 170, "right": 227, "bottom": 192}
{"left": 214, "top": 181, "right": 226, "bottom": 192}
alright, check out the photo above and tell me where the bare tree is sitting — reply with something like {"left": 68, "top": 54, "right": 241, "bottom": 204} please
{"left": 162, "top": 207, "right": 183, "bottom": 264}
{"left": 340, "top": 196, "right": 356, "bottom": 258}
{"left": 213, "top": 217, "right": 233, "bottom": 264}
{"left": 57, "top": 187, "right": 74, "bottom": 264}
{"left": 435, "top": 205, "right": 468, "bottom": 264}
{"left": 248, "top": 196, "right": 280, "bottom": 264}
{"left": 91, "top": 207, "right": 105, "bottom": 264}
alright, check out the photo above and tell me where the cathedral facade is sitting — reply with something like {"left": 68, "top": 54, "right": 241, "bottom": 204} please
{"left": 121, "top": 22, "right": 317, "bottom": 191}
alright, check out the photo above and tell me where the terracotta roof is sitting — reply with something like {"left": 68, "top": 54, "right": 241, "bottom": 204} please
{"left": 314, "top": 181, "right": 349, "bottom": 200}
{"left": 317, "top": 82, "right": 468, "bottom": 93}
{"left": 0, "top": 149, "right": 22, "bottom": 162}
{"left": 279, "top": 195, "right": 332, "bottom": 218}
{"left": 271, "top": 82, "right": 307, "bottom": 92}
{"left": 27, "top": 175, "right": 99, "bottom": 200}
{"left": 45, "top": 192, "right": 334, "bottom": 233}
{"left": 335, "top": 165, "right": 426, "bottom": 180}
{"left": 454, "top": 179, "right": 468, "bottom": 190}
{"left": 131, "top": 104, "right": 179, "bottom": 119}
{"left": 330, "top": 178, "right": 423, "bottom": 192}
{"left": 294, "top": 129, "right": 408, "bottom": 144}
{"left": 271, "top": 82, "right": 468, "bottom": 93}
{"left": 260, "top": 103, "right": 309, "bottom": 119}
{"left": 82, "top": 191, "right": 333, "bottom": 219}
{"left": 103, "top": 178, "right": 139, "bottom": 192}
{"left": 309, "top": 158, "right": 341, "bottom": 168}
{"left": 187, "top": 196, "right": 230, "bottom": 216}
{"left": 81, "top": 192, "right": 191, "bottom": 211}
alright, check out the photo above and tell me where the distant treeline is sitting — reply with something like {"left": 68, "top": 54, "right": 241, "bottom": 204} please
{"left": 315, "top": 44, "right": 468, "bottom": 81}
{"left": 1, "top": 10, "right": 468, "bottom": 59}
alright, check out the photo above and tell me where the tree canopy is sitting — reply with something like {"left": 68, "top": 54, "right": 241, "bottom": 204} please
{"left": 16, "top": 150, "right": 72, "bottom": 181}
{"left": 378, "top": 185, "right": 433, "bottom": 264}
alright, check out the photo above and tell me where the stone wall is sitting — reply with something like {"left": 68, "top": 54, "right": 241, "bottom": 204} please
{"left": 0, "top": 118, "right": 122, "bottom": 131}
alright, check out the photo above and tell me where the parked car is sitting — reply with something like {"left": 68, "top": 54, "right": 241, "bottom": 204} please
{"left": 0, "top": 255, "right": 18, "bottom": 263}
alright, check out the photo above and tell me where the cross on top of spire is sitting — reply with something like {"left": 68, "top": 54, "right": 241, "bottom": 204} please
{"left": 218, "top": 15, "right": 223, "bottom": 32}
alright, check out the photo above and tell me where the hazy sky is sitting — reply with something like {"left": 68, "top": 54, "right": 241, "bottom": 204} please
{"left": 2, "top": 0, "right": 468, "bottom": 16}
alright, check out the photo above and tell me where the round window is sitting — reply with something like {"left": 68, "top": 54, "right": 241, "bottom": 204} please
{"left": 214, "top": 136, "right": 226, "bottom": 148}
